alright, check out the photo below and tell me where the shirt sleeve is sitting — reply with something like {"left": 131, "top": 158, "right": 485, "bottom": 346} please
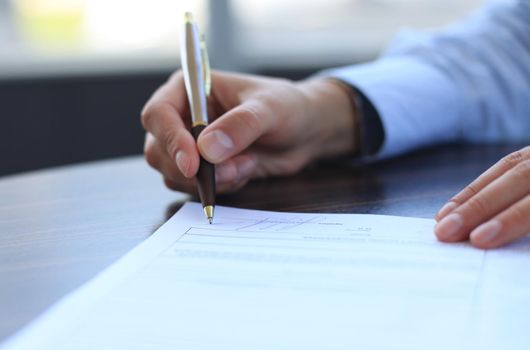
{"left": 320, "top": 0, "right": 530, "bottom": 160}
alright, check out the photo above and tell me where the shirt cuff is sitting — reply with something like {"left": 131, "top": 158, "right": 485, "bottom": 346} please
{"left": 319, "top": 56, "right": 462, "bottom": 160}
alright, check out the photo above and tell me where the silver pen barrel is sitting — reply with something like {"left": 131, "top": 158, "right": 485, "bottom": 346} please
{"left": 181, "top": 12, "right": 208, "bottom": 127}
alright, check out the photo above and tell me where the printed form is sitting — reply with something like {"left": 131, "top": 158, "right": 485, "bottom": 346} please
{"left": 2, "top": 202, "right": 530, "bottom": 350}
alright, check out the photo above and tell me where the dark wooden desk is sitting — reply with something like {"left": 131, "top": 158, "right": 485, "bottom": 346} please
{"left": 0, "top": 144, "right": 521, "bottom": 342}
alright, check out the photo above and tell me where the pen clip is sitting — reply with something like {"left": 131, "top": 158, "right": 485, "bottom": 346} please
{"left": 200, "top": 34, "right": 211, "bottom": 97}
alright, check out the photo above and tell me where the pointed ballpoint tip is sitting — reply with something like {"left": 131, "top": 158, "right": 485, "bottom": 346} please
{"left": 203, "top": 205, "right": 215, "bottom": 225}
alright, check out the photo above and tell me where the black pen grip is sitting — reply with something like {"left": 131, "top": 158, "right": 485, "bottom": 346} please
{"left": 191, "top": 125, "right": 216, "bottom": 207}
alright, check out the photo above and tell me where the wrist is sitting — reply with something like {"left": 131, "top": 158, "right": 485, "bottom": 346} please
{"left": 297, "top": 78, "right": 360, "bottom": 160}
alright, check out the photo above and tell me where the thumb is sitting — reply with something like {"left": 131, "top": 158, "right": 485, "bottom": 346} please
{"left": 197, "top": 99, "right": 277, "bottom": 164}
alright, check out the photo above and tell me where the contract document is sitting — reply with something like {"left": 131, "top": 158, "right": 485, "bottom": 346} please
{"left": 2, "top": 203, "right": 530, "bottom": 350}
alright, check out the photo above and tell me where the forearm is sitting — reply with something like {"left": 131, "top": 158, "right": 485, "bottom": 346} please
{"left": 320, "top": 0, "right": 530, "bottom": 159}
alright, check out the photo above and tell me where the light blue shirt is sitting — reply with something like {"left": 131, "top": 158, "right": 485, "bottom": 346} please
{"left": 323, "top": 0, "right": 530, "bottom": 159}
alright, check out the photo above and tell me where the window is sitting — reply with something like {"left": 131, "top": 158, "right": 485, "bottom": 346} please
{"left": 227, "top": 0, "right": 484, "bottom": 69}
{"left": 0, "top": 0, "right": 206, "bottom": 78}
{"left": 0, "top": 0, "right": 485, "bottom": 78}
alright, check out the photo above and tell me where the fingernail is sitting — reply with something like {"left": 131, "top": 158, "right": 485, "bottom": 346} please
{"left": 200, "top": 130, "right": 234, "bottom": 162}
{"left": 176, "top": 151, "right": 189, "bottom": 176}
{"left": 435, "top": 213, "right": 464, "bottom": 240}
{"left": 470, "top": 220, "right": 501, "bottom": 245}
{"left": 215, "top": 163, "right": 237, "bottom": 183}
{"left": 436, "top": 201, "right": 458, "bottom": 221}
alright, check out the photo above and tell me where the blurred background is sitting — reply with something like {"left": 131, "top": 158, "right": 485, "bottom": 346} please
{"left": 0, "top": 0, "right": 484, "bottom": 176}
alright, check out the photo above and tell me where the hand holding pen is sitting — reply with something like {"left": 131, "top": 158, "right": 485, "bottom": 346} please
{"left": 140, "top": 16, "right": 359, "bottom": 218}
{"left": 141, "top": 71, "right": 357, "bottom": 193}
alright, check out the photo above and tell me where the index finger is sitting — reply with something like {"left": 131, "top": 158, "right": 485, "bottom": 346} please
{"left": 140, "top": 72, "right": 200, "bottom": 178}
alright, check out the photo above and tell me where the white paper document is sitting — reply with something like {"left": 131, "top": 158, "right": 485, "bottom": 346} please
{"left": 3, "top": 203, "right": 530, "bottom": 350}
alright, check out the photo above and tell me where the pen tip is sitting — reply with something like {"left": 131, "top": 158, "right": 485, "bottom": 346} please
{"left": 203, "top": 205, "right": 215, "bottom": 225}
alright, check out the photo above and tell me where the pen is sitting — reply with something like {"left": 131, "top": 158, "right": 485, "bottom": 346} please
{"left": 180, "top": 12, "right": 215, "bottom": 223}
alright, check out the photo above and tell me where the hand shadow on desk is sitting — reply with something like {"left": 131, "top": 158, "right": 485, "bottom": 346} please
{"left": 211, "top": 162, "right": 388, "bottom": 214}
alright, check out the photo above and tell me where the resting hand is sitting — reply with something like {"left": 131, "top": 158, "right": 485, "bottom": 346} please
{"left": 141, "top": 71, "right": 356, "bottom": 194}
{"left": 435, "top": 146, "right": 530, "bottom": 249}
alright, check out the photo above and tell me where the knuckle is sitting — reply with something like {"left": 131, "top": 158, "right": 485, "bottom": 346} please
{"left": 144, "top": 145, "right": 160, "bottom": 170}
{"left": 463, "top": 196, "right": 490, "bottom": 217}
{"left": 140, "top": 106, "right": 153, "bottom": 130}
{"left": 140, "top": 104, "right": 160, "bottom": 130}
{"left": 500, "top": 150, "right": 525, "bottom": 169}
{"left": 258, "top": 87, "right": 288, "bottom": 110}
{"left": 510, "top": 159, "right": 530, "bottom": 180}
{"left": 512, "top": 206, "right": 528, "bottom": 223}
{"left": 235, "top": 104, "right": 263, "bottom": 134}
{"left": 451, "top": 184, "right": 479, "bottom": 204}
{"left": 140, "top": 103, "right": 174, "bottom": 131}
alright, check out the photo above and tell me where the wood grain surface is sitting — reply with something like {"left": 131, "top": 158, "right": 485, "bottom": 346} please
{"left": 0, "top": 144, "right": 522, "bottom": 342}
